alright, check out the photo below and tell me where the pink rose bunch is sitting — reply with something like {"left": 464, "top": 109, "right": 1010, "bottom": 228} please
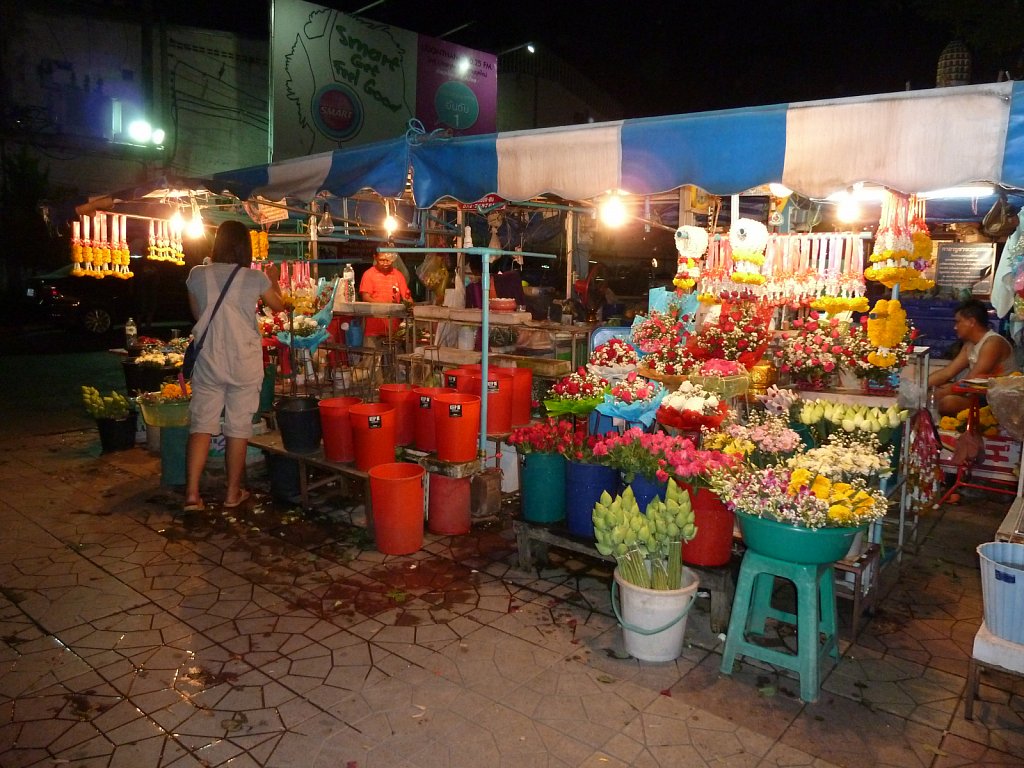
{"left": 609, "top": 370, "right": 659, "bottom": 405}
{"left": 776, "top": 311, "right": 845, "bottom": 380}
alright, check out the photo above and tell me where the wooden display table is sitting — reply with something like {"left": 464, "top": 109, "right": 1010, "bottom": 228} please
{"left": 512, "top": 520, "right": 736, "bottom": 634}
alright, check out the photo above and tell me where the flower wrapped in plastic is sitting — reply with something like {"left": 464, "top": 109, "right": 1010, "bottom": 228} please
{"left": 543, "top": 367, "right": 609, "bottom": 418}
{"left": 587, "top": 337, "right": 639, "bottom": 382}
{"left": 276, "top": 314, "right": 331, "bottom": 351}
{"left": 656, "top": 380, "right": 729, "bottom": 431}
{"left": 596, "top": 370, "right": 666, "bottom": 428}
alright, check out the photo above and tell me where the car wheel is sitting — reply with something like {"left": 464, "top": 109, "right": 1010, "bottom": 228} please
{"left": 82, "top": 306, "right": 113, "bottom": 334}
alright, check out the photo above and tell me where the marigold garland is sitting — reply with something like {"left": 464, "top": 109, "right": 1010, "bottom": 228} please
{"left": 866, "top": 298, "right": 908, "bottom": 368}
{"left": 810, "top": 295, "right": 870, "bottom": 315}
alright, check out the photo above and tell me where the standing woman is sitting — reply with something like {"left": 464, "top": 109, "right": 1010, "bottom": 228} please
{"left": 183, "top": 221, "right": 285, "bottom": 512}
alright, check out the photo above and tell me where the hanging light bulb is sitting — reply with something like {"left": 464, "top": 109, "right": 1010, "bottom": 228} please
{"left": 186, "top": 212, "right": 204, "bottom": 238}
{"left": 317, "top": 202, "right": 335, "bottom": 235}
{"left": 185, "top": 199, "right": 204, "bottom": 238}
{"left": 835, "top": 189, "right": 861, "bottom": 224}
{"left": 383, "top": 200, "right": 399, "bottom": 237}
{"left": 599, "top": 192, "right": 628, "bottom": 228}
{"left": 169, "top": 209, "right": 184, "bottom": 236}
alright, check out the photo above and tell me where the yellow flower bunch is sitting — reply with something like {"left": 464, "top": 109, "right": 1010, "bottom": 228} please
{"left": 730, "top": 270, "right": 767, "bottom": 285}
{"left": 939, "top": 406, "right": 999, "bottom": 435}
{"left": 702, "top": 430, "right": 754, "bottom": 457}
{"left": 698, "top": 293, "right": 720, "bottom": 304}
{"left": 673, "top": 273, "right": 697, "bottom": 291}
{"left": 732, "top": 250, "right": 766, "bottom": 267}
{"left": 788, "top": 468, "right": 885, "bottom": 527}
{"left": 810, "top": 295, "right": 869, "bottom": 314}
{"left": 159, "top": 381, "right": 191, "bottom": 401}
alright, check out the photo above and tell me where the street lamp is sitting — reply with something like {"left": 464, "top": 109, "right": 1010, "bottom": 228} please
{"left": 498, "top": 42, "right": 535, "bottom": 56}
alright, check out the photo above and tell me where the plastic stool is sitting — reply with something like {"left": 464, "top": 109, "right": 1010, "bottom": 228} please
{"left": 964, "top": 620, "right": 1024, "bottom": 720}
{"left": 720, "top": 549, "right": 840, "bottom": 702}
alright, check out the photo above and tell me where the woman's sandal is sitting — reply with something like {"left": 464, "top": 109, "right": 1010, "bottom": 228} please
{"left": 223, "top": 490, "right": 252, "bottom": 509}
{"left": 182, "top": 499, "right": 205, "bottom": 513}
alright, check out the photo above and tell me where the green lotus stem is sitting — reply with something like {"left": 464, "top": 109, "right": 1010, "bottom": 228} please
{"left": 668, "top": 540, "right": 682, "bottom": 590}
{"left": 650, "top": 559, "right": 669, "bottom": 590}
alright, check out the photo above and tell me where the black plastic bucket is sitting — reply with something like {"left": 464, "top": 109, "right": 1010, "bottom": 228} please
{"left": 97, "top": 412, "right": 138, "bottom": 453}
{"left": 274, "top": 396, "right": 322, "bottom": 454}
{"left": 265, "top": 452, "right": 302, "bottom": 502}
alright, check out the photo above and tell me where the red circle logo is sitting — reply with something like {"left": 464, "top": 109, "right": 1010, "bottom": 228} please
{"left": 313, "top": 84, "right": 362, "bottom": 140}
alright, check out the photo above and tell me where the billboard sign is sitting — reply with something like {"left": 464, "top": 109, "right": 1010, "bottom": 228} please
{"left": 273, "top": 0, "right": 496, "bottom": 161}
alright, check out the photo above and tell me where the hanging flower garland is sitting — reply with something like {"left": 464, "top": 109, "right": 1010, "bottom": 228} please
{"left": 672, "top": 225, "right": 709, "bottom": 292}
{"left": 866, "top": 298, "right": 908, "bottom": 368}
{"left": 865, "top": 193, "right": 934, "bottom": 291}
{"left": 729, "top": 218, "right": 769, "bottom": 286}
{"left": 810, "top": 295, "right": 870, "bottom": 315}
{"left": 249, "top": 229, "right": 270, "bottom": 261}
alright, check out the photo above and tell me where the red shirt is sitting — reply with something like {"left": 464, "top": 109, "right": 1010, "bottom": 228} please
{"left": 359, "top": 265, "right": 410, "bottom": 337}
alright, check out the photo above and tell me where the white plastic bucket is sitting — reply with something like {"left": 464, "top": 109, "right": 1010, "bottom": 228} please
{"left": 612, "top": 566, "right": 699, "bottom": 662}
{"left": 977, "top": 541, "right": 1024, "bottom": 644}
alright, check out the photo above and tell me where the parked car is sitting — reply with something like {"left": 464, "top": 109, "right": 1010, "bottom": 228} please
{"left": 24, "top": 259, "right": 193, "bottom": 334}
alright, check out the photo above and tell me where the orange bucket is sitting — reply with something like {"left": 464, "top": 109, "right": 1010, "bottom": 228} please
{"left": 504, "top": 366, "right": 533, "bottom": 426}
{"left": 348, "top": 403, "right": 396, "bottom": 471}
{"left": 379, "top": 384, "right": 416, "bottom": 446}
{"left": 433, "top": 393, "right": 481, "bottom": 463}
{"left": 428, "top": 473, "right": 471, "bottom": 535}
{"left": 468, "top": 369, "right": 514, "bottom": 435}
{"left": 412, "top": 386, "right": 455, "bottom": 452}
{"left": 445, "top": 366, "right": 480, "bottom": 394}
{"left": 319, "top": 396, "right": 362, "bottom": 463}
{"left": 369, "top": 462, "right": 425, "bottom": 555}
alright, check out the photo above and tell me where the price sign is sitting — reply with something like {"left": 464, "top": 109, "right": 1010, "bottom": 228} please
{"left": 934, "top": 243, "right": 997, "bottom": 295}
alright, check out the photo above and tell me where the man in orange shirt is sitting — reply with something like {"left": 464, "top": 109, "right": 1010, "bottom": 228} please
{"left": 359, "top": 251, "right": 412, "bottom": 344}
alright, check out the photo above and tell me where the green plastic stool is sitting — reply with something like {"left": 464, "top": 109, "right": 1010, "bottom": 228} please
{"left": 720, "top": 549, "right": 839, "bottom": 702}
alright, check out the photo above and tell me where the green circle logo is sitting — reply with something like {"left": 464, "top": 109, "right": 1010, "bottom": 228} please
{"left": 434, "top": 81, "right": 479, "bottom": 130}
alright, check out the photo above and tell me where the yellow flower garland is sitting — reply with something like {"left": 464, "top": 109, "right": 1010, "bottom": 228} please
{"left": 866, "top": 299, "right": 908, "bottom": 368}
{"left": 810, "top": 295, "right": 870, "bottom": 314}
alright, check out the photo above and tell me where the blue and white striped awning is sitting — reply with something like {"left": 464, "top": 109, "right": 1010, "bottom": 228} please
{"left": 408, "top": 80, "right": 1024, "bottom": 207}
{"left": 198, "top": 81, "right": 1024, "bottom": 210}
{"left": 210, "top": 137, "right": 410, "bottom": 202}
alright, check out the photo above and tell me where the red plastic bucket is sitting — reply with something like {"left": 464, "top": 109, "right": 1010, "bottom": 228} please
{"left": 444, "top": 367, "right": 477, "bottom": 392}
{"left": 379, "top": 384, "right": 416, "bottom": 446}
{"left": 503, "top": 366, "right": 533, "bottom": 426}
{"left": 319, "top": 396, "right": 362, "bottom": 462}
{"left": 412, "top": 386, "right": 456, "bottom": 452}
{"left": 348, "top": 403, "right": 396, "bottom": 471}
{"left": 433, "top": 393, "right": 481, "bottom": 463}
{"left": 369, "top": 462, "right": 425, "bottom": 555}
{"left": 681, "top": 486, "right": 735, "bottom": 567}
{"left": 428, "top": 473, "right": 472, "bottom": 535}
{"left": 468, "top": 369, "right": 514, "bottom": 435}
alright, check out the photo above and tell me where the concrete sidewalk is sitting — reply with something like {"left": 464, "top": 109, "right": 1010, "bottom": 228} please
{"left": 0, "top": 395, "right": 1022, "bottom": 766}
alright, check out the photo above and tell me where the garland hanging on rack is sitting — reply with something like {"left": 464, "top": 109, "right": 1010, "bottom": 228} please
{"left": 864, "top": 192, "right": 934, "bottom": 291}
{"left": 672, "top": 225, "right": 709, "bottom": 292}
{"left": 866, "top": 298, "right": 908, "bottom": 367}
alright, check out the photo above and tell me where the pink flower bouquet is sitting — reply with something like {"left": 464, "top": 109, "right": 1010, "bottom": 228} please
{"left": 543, "top": 367, "right": 609, "bottom": 418}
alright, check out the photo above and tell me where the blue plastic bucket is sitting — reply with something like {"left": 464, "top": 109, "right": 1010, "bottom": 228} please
{"left": 160, "top": 426, "right": 189, "bottom": 487}
{"left": 565, "top": 461, "right": 620, "bottom": 539}
{"left": 628, "top": 474, "right": 667, "bottom": 514}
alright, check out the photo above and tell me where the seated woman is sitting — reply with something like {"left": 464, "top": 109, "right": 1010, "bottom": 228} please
{"left": 928, "top": 299, "right": 1020, "bottom": 416}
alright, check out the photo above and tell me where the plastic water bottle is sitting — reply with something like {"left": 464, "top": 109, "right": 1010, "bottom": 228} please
{"left": 125, "top": 317, "right": 137, "bottom": 349}
{"left": 342, "top": 263, "right": 356, "bottom": 303}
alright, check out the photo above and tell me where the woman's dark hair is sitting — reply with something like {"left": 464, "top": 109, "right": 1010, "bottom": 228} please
{"left": 955, "top": 298, "right": 990, "bottom": 329}
{"left": 211, "top": 220, "right": 252, "bottom": 266}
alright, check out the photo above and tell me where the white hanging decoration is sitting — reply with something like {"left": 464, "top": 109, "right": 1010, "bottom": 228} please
{"left": 672, "top": 225, "right": 709, "bottom": 292}
{"left": 729, "top": 218, "right": 769, "bottom": 287}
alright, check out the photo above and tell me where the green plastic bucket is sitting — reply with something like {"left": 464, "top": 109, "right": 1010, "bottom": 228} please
{"left": 736, "top": 511, "right": 863, "bottom": 564}
{"left": 520, "top": 451, "right": 566, "bottom": 523}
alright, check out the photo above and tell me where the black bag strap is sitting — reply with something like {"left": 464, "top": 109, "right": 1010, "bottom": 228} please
{"left": 194, "top": 265, "right": 243, "bottom": 354}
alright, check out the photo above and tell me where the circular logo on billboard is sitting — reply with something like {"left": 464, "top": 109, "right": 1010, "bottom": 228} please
{"left": 434, "top": 81, "right": 479, "bottom": 130}
{"left": 312, "top": 84, "right": 362, "bottom": 140}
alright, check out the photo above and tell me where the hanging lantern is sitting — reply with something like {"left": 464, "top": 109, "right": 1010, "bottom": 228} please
{"left": 936, "top": 40, "right": 971, "bottom": 88}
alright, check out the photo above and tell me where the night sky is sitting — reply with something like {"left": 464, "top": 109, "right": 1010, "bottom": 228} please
{"left": 171, "top": 0, "right": 1012, "bottom": 119}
